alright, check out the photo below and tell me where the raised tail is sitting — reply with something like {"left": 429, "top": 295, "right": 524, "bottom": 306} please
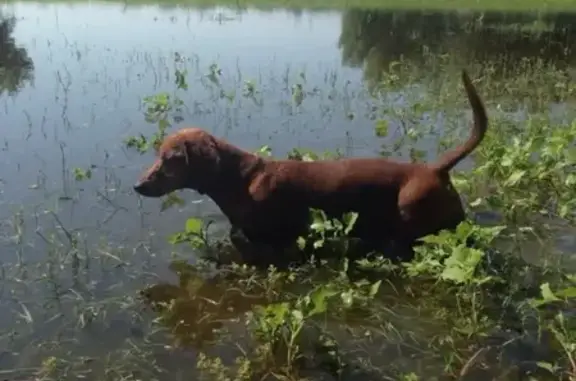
{"left": 430, "top": 70, "right": 488, "bottom": 173}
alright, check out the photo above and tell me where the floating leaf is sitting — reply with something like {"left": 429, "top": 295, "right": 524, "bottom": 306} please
{"left": 375, "top": 119, "right": 389, "bottom": 137}
{"left": 185, "top": 218, "right": 203, "bottom": 235}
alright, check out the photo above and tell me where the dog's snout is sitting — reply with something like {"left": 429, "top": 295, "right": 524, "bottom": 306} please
{"left": 133, "top": 174, "right": 165, "bottom": 198}
{"left": 133, "top": 180, "right": 148, "bottom": 194}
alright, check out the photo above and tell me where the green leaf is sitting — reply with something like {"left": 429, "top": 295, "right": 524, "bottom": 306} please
{"left": 185, "top": 218, "right": 203, "bottom": 234}
{"left": 530, "top": 283, "right": 563, "bottom": 307}
{"left": 375, "top": 119, "right": 389, "bottom": 137}
{"left": 541, "top": 283, "right": 561, "bottom": 302}
{"left": 500, "top": 156, "right": 514, "bottom": 167}
{"left": 265, "top": 302, "right": 290, "bottom": 328}
{"left": 297, "top": 237, "right": 307, "bottom": 250}
{"left": 556, "top": 286, "right": 576, "bottom": 299}
{"left": 189, "top": 236, "right": 206, "bottom": 249}
{"left": 468, "top": 198, "right": 483, "bottom": 207}
{"left": 369, "top": 280, "right": 382, "bottom": 298}
{"left": 291, "top": 309, "right": 304, "bottom": 324}
{"left": 407, "top": 128, "right": 418, "bottom": 139}
{"left": 565, "top": 173, "right": 576, "bottom": 186}
{"left": 313, "top": 239, "right": 324, "bottom": 249}
{"left": 168, "top": 232, "right": 186, "bottom": 245}
{"left": 559, "top": 203, "right": 570, "bottom": 218}
{"left": 307, "top": 286, "right": 337, "bottom": 317}
{"left": 535, "top": 362, "right": 555, "bottom": 374}
{"left": 504, "top": 170, "right": 526, "bottom": 186}
{"left": 340, "top": 290, "right": 354, "bottom": 308}
{"left": 310, "top": 222, "right": 325, "bottom": 232}
{"left": 255, "top": 145, "right": 272, "bottom": 157}
{"left": 440, "top": 266, "right": 468, "bottom": 284}
{"left": 343, "top": 212, "right": 359, "bottom": 235}
{"left": 158, "top": 118, "right": 170, "bottom": 132}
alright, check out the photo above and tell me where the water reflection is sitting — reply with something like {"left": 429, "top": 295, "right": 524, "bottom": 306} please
{"left": 0, "top": 12, "right": 33, "bottom": 96}
{"left": 339, "top": 9, "right": 576, "bottom": 88}
{"left": 140, "top": 260, "right": 272, "bottom": 349}
{"left": 138, "top": 260, "right": 417, "bottom": 381}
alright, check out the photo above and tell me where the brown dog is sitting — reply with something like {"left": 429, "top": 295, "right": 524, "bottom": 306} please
{"left": 134, "top": 70, "right": 487, "bottom": 264}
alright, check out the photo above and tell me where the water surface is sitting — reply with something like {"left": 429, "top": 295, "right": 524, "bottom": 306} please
{"left": 1, "top": 2, "right": 576, "bottom": 378}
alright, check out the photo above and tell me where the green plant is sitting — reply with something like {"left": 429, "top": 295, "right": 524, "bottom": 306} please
{"left": 297, "top": 208, "right": 358, "bottom": 255}
{"left": 168, "top": 217, "right": 210, "bottom": 249}
{"left": 124, "top": 60, "right": 188, "bottom": 155}
{"left": 529, "top": 282, "right": 576, "bottom": 379}
{"left": 72, "top": 167, "right": 92, "bottom": 181}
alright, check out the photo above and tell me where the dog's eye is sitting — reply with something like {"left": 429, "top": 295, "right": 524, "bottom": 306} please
{"left": 160, "top": 162, "right": 180, "bottom": 178}
{"left": 161, "top": 166, "right": 176, "bottom": 177}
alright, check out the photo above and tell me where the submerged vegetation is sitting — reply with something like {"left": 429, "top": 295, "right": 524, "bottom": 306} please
{"left": 3, "top": 4, "right": 576, "bottom": 381}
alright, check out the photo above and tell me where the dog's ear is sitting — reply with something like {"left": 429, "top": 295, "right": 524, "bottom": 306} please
{"left": 165, "top": 143, "right": 189, "bottom": 164}
{"left": 249, "top": 172, "right": 273, "bottom": 202}
{"left": 205, "top": 137, "right": 221, "bottom": 168}
{"left": 189, "top": 136, "right": 221, "bottom": 170}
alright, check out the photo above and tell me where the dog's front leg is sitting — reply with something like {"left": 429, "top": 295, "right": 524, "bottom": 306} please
{"left": 227, "top": 225, "right": 281, "bottom": 267}
{"left": 228, "top": 225, "right": 307, "bottom": 269}
{"left": 228, "top": 225, "right": 260, "bottom": 265}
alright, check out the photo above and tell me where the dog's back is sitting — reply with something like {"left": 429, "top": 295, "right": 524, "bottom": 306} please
{"left": 245, "top": 70, "right": 488, "bottom": 249}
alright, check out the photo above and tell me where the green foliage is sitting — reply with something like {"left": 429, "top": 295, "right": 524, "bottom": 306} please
{"left": 72, "top": 167, "right": 92, "bottom": 181}
{"left": 460, "top": 114, "right": 576, "bottom": 226}
{"left": 297, "top": 208, "right": 358, "bottom": 255}
{"left": 406, "top": 222, "right": 505, "bottom": 285}
{"left": 168, "top": 217, "right": 209, "bottom": 249}
{"left": 124, "top": 63, "right": 188, "bottom": 155}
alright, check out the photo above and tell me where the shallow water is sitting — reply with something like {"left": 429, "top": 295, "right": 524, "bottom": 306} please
{"left": 1, "top": 2, "right": 576, "bottom": 379}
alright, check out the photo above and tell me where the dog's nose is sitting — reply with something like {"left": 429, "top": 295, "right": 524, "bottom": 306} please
{"left": 133, "top": 181, "right": 146, "bottom": 194}
{"left": 133, "top": 179, "right": 163, "bottom": 198}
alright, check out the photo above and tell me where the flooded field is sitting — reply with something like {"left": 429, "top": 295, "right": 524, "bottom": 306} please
{"left": 2, "top": 2, "right": 576, "bottom": 380}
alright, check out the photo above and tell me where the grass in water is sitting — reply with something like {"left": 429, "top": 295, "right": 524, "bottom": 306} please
{"left": 4, "top": 44, "right": 576, "bottom": 381}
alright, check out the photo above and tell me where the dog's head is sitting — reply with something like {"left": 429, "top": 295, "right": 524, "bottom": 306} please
{"left": 133, "top": 128, "right": 222, "bottom": 198}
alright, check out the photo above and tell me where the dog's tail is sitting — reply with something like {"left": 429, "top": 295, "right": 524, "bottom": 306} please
{"left": 430, "top": 70, "right": 488, "bottom": 173}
